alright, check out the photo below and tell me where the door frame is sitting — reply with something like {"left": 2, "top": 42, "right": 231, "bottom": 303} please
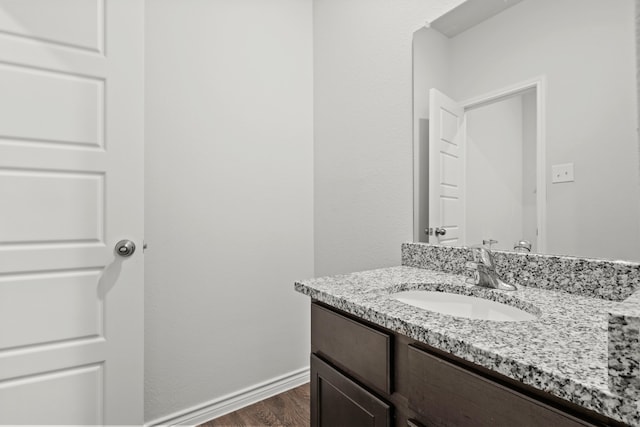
{"left": 459, "top": 76, "right": 547, "bottom": 253}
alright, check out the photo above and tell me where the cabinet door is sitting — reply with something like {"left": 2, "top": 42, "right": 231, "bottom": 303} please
{"left": 407, "top": 345, "right": 596, "bottom": 427}
{"left": 311, "top": 354, "right": 391, "bottom": 427}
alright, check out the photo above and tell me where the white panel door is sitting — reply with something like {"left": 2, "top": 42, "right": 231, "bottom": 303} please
{"left": 429, "top": 88, "right": 465, "bottom": 246}
{"left": 0, "top": 1, "right": 144, "bottom": 425}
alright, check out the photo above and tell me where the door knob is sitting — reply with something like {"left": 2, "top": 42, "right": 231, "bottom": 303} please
{"left": 115, "top": 240, "right": 136, "bottom": 257}
{"left": 435, "top": 227, "right": 446, "bottom": 236}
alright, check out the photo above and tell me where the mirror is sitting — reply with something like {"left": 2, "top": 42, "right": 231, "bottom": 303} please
{"left": 413, "top": 0, "right": 640, "bottom": 261}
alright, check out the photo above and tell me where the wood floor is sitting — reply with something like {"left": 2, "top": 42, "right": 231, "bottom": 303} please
{"left": 199, "top": 383, "right": 310, "bottom": 427}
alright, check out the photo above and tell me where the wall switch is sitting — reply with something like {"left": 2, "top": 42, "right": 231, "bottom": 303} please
{"left": 552, "top": 163, "right": 574, "bottom": 183}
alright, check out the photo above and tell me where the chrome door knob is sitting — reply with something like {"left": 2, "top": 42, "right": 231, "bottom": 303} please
{"left": 115, "top": 240, "right": 136, "bottom": 257}
{"left": 435, "top": 227, "right": 447, "bottom": 236}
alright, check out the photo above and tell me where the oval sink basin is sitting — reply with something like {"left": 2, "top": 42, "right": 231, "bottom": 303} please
{"left": 391, "top": 290, "right": 537, "bottom": 322}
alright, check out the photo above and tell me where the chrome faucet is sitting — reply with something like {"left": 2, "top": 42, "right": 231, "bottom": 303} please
{"left": 465, "top": 245, "right": 517, "bottom": 291}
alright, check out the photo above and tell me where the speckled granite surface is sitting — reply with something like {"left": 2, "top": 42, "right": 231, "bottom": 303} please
{"left": 296, "top": 244, "right": 640, "bottom": 425}
{"left": 401, "top": 243, "right": 640, "bottom": 301}
{"left": 609, "top": 314, "right": 640, "bottom": 398}
{"left": 609, "top": 286, "right": 640, "bottom": 400}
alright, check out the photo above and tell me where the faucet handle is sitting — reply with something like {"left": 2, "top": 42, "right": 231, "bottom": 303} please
{"left": 482, "top": 239, "right": 498, "bottom": 249}
{"left": 470, "top": 245, "right": 495, "bottom": 269}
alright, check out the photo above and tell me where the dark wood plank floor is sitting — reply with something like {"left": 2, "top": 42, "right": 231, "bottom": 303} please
{"left": 200, "top": 383, "right": 310, "bottom": 427}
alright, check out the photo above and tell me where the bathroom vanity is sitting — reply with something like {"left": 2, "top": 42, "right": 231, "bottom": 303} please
{"left": 295, "top": 243, "right": 640, "bottom": 426}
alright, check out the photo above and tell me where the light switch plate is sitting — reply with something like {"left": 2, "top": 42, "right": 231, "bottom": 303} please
{"left": 552, "top": 163, "right": 574, "bottom": 183}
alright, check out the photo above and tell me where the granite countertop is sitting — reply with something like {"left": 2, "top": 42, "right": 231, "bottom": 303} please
{"left": 295, "top": 265, "right": 640, "bottom": 426}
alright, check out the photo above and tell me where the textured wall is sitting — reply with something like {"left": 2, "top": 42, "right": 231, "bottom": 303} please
{"left": 144, "top": 0, "right": 314, "bottom": 423}
{"left": 313, "top": 0, "right": 464, "bottom": 276}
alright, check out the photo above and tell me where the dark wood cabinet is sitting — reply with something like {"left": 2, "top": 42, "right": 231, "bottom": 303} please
{"left": 311, "top": 303, "right": 391, "bottom": 395}
{"left": 311, "top": 354, "right": 391, "bottom": 427}
{"left": 407, "top": 344, "right": 594, "bottom": 427}
{"left": 310, "top": 301, "right": 626, "bottom": 427}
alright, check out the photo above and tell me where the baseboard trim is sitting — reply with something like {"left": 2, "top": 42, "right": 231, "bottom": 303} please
{"left": 147, "top": 367, "right": 310, "bottom": 427}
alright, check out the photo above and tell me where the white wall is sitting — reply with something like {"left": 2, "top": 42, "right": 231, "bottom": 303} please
{"left": 466, "top": 96, "right": 525, "bottom": 251}
{"left": 144, "top": 0, "right": 313, "bottom": 424}
{"left": 637, "top": 0, "right": 640, "bottom": 184}
{"left": 448, "top": 0, "right": 640, "bottom": 260}
{"left": 313, "top": 0, "right": 465, "bottom": 276}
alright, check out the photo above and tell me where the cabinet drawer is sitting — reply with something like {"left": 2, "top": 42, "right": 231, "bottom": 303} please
{"left": 407, "top": 345, "right": 595, "bottom": 427}
{"left": 311, "top": 354, "right": 391, "bottom": 427}
{"left": 311, "top": 303, "right": 391, "bottom": 394}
